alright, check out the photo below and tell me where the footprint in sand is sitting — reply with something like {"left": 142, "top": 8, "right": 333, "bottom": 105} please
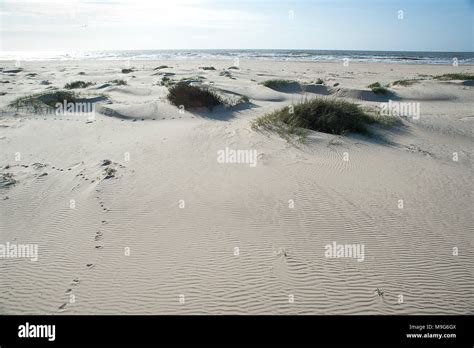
{"left": 94, "top": 231, "right": 103, "bottom": 241}
{"left": 270, "top": 248, "right": 291, "bottom": 280}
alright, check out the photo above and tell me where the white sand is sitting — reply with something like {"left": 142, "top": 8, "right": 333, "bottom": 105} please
{"left": 0, "top": 59, "right": 473, "bottom": 314}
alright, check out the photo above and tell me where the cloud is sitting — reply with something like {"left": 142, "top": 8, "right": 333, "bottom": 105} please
{"left": 1, "top": 0, "right": 267, "bottom": 32}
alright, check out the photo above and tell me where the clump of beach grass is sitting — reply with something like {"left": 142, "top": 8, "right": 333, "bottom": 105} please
{"left": 262, "top": 79, "right": 296, "bottom": 87}
{"left": 368, "top": 82, "right": 390, "bottom": 95}
{"left": 159, "top": 76, "right": 176, "bottom": 87}
{"left": 433, "top": 73, "right": 474, "bottom": 81}
{"left": 261, "top": 79, "right": 300, "bottom": 91}
{"left": 238, "top": 95, "right": 250, "bottom": 104}
{"left": 8, "top": 91, "right": 80, "bottom": 112}
{"left": 108, "top": 79, "right": 127, "bottom": 86}
{"left": 392, "top": 79, "right": 420, "bottom": 87}
{"left": 226, "top": 95, "right": 250, "bottom": 107}
{"left": 219, "top": 70, "right": 235, "bottom": 79}
{"left": 167, "top": 83, "right": 223, "bottom": 110}
{"left": 64, "top": 81, "right": 94, "bottom": 89}
{"left": 251, "top": 97, "right": 393, "bottom": 140}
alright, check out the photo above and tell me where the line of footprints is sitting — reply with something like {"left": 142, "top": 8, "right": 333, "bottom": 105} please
{"left": 58, "top": 188, "right": 109, "bottom": 312}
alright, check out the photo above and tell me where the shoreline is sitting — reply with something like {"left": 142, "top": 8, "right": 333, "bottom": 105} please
{"left": 1, "top": 58, "right": 473, "bottom": 67}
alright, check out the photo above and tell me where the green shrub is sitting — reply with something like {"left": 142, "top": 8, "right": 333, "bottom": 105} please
{"left": 433, "top": 73, "right": 474, "bottom": 81}
{"left": 8, "top": 91, "right": 79, "bottom": 112}
{"left": 392, "top": 79, "right": 419, "bottom": 87}
{"left": 262, "top": 80, "right": 297, "bottom": 88}
{"left": 368, "top": 82, "right": 389, "bottom": 95}
{"left": 252, "top": 97, "right": 385, "bottom": 138}
{"left": 167, "top": 83, "right": 223, "bottom": 110}
{"left": 109, "top": 79, "right": 127, "bottom": 86}
{"left": 64, "top": 81, "right": 94, "bottom": 89}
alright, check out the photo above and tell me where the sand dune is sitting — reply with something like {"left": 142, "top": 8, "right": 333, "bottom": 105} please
{"left": 0, "top": 60, "right": 473, "bottom": 314}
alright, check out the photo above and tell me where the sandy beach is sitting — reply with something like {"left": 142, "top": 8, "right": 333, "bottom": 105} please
{"left": 0, "top": 59, "right": 473, "bottom": 315}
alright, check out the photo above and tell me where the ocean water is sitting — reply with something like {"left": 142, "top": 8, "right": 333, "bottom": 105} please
{"left": 1, "top": 49, "right": 473, "bottom": 64}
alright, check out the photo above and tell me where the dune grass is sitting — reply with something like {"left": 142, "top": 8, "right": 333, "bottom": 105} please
{"left": 433, "top": 73, "right": 474, "bottom": 81}
{"left": 368, "top": 82, "right": 390, "bottom": 95}
{"left": 238, "top": 95, "right": 250, "bottom": 104}
{"left": 64, "top": 81, "right": 94, "bottom": 89}
{"left": 219, "top": 70, "right": 235, "bottom": 79}
{"left": 160, "top": 76, "right": 173, "bottom": 86}
{"left": 261, "top": 79, "right": 299, "bottom": 90}
{"left": 167, "top": 83, "right": 223, "bottom": 110}
{"left": 251, "top": 97, "right": 395, "bottom": 140}
{"left": 8, "top": 91, "right": 79, "bottom": 112}
{"left": 108, "top": 79, "right": 127, "bottom": 86}
{"left": 391, "top": 74, "right": 473, "bottom": 85}
{"left": 392, "top": 79, "right": 420, "bottom": 87}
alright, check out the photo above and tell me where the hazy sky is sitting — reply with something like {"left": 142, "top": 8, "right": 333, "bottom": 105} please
{"left": 1, "top": 0, "right": 473, "bottom": 52}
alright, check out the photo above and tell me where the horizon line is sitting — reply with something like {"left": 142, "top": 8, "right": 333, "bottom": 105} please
{"left": 2, "top": 49, "right": 474, "bottom": 54}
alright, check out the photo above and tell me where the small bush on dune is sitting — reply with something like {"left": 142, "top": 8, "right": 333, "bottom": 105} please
{"left": 37, "top": 91, "right": 79, "bottom": 107}
{"left": 368, "top": 82, "right": 389, "bottom": 95}
{"left": 262, "top": 80, "right": 298, "bottom": 88}
{"left": 8, "top": 91, "right": 79, "bottom": 112}
{"left": 160, "top": 76, "right": 176, "bottom": 87}
{"left": 224, "top": 95, "right": 250, "bottom": 107}
{"left": 368, "top": 82, "right": 382, "bottom": 89}
{"left": 109, "top": 79, "right": 127, "bottom": 86}
{"left": 392, "top": 79, "right": 419, "bottom": 87}
{"left": 252, "top": 97, "right": 388, "bottom": 138}
{"left": 167, "top": 83, "right": 223, "bottom": 110}
{"left": 238, "top": 95, "right": 250, "bottom": 104}
{"left": 433, "top": 73, "right": 474, "bottom": 81}
{"left": 371, "top": 86, "right": 389, "bottom": 95}
{"left": 64, "top": 81, "right": 94, "bottom": 89}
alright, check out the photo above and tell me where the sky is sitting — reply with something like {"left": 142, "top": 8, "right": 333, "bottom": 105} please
{"left": 0, "top": 0, "right": 473, "bottom": 52}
